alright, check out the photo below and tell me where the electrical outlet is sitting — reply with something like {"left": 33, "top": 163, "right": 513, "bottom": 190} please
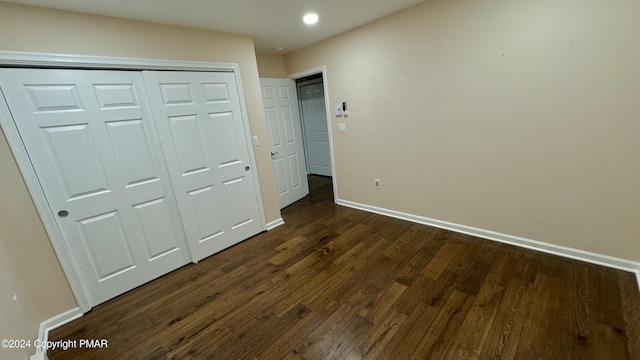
{"left": 13, "top": 294, "right": 23, "bottom": 314}
{"left": 374, "top": 178, "right": 381, "bottom": 189}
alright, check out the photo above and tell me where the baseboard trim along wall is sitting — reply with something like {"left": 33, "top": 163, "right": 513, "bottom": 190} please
{"left": 336, "top": 199, "right": 640, "bottom": 290}
{"left": 266, "top": 218, "right": 285, "bottom": 231}
{"left": 30, "top": 307, "right": 83, "bottom": 360}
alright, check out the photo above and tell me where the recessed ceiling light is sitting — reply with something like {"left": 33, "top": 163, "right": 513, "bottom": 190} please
{"left": 303, "top": 13, "right": 319, "bottom": 25}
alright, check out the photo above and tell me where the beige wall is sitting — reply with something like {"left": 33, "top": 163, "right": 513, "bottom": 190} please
{"left": 0, "top": 235, "right": 41, "bottom": 360}
{"left": 285, "top": 0, "right": 640, "bottom": 261}
{"left": 0, "top": 125, "right": 76, "bottom": 319}
{"left": 0, "top": 0, "right": 281, "bottom": 333}
{"left": 256, "top": 53, "right": 287, "bottom": 78}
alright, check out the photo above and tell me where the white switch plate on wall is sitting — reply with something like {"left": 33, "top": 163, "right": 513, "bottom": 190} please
{"left": 338, "top": 123, "right": 347, "bottom": 133}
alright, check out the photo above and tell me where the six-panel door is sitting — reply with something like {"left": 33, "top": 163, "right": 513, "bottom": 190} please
{"left": 0, "top": 69, "right": 191, "bottom": 306}
{"left": 142, "top": 71, "right": 263, "bottom": 262}
{"left": 261, "top": 78, "right": 309, "bottom": 209}
{"left": 299, "top": 82, "right": 332, "bottom": 176}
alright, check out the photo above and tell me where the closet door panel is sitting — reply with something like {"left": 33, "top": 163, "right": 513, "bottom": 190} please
{"left": 0, "top": 69, "right": 190, "bottom": 306}
{"left": 143, "top": 71, "right": 263, "bottom": 262}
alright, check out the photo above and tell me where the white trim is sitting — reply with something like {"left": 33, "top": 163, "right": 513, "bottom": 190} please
{"left": 0, "top": 50, "right": 236, "bottom": 72}
{"left": 288, "top": 66, "right": 339, "bottom": 203}
{"left": 0, "top": 50, "right": 268, "bottom": 312}
{"left": 337, "top": 199, "right": 640, "bottom": 283}
{"left": 266, "top": 218, "right": 285, "bottom": 230}
{"left": 30, "top": 307, "right": 83, "bottom": 360}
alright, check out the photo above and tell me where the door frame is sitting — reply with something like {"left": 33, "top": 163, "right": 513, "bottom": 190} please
{"left": 287, "top": 66, "right": 338, "bottom": 202}
{"left": 0, "top": 50, "right": 267, "bottom": 312}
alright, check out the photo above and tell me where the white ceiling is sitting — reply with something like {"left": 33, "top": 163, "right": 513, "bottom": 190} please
{"left": 4, "top": 0, "right": 426, "bottom": 53}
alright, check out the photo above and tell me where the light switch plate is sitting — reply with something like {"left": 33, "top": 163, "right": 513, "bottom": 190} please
{"left": 252, "top": 135, "right": 259, "bottom": 146}
{"left": 338, "top": 123, "right": 347, "bottom": 133}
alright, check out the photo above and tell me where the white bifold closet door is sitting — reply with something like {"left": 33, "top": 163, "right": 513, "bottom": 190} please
{"left": 142, "top": 71, "right": 262, "bottom": 262}
{"left": 0, "top": 69, "right": 191, "bottom": 306}
{"left": 0, "top": 68, "right": 264, "bottom": 306}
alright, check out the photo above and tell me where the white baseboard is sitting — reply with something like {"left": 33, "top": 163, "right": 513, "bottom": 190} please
{"left": 266, "top": 218, "right": 285, "bottom": 231}
{"left": 30, "top": 307, "right": 83, "bottom": 360}
{"left": 337, "top": 199, "right": 640, "bottom": 290}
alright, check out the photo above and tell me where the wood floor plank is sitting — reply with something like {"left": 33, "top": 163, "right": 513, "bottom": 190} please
{"left": 212, "top": 303, "right": 311, "bottom": 360}
{"left": 302, "top": 238, "right": 394, "bottom": 310}
{"left": 444, "top": 279, "right": 505, "bottom": 359}
{"left": 479, "top": 278, "right": 532, "bottom": 359}
{"left": 270, "top": 235, "right": 307, "bottom": 265}
{"left": 255, "top": 301, "right": 343, "bottom": 360}
{"left": 358, "top": 280, "right": 407, "bottom": 323}
{"left": 46, "top": 175, "right": 640, "bottom": 360}
{"left": 394, "top": 231, "right": 439, "bottom": 286}
{"left": 380, "top": 302, "right": 440, "bottom": 360}
{"left": 551, "top": 260, "right": 593, "bottom": 358}
{"left": 410, "top": 289, "right": 475, "bottom": 359}
{"left": 422, "top": 240, "right": 463, "bottom": 280}
{"left": 514, "top": 272, "right": 562, "bottom": 358}
{"left": 358, "top": 310, "right": 408, "bottom": 359}
{"left": 571, "top": 264, "right": 594, "bottom": 356}
{"left": 619, "top": 273, "right": 640, "bottom": 359}
{"left": 591, "top": 266, "right": 626, "bottom": 330}
{"left": 294, "top": 302, "right": 373, "bottom": 360}
{"left": 444, "top": 237, "right": 483, "bottom": 275}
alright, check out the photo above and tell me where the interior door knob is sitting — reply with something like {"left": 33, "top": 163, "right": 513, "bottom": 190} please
{"left": 271, "top": 152, "right": 278, "bottom": 157}
{"left": 245, "top": 166, "right": 250, "bottom": 171}
{"left": 58, "top": 210, "right": 69, "bottom": 218}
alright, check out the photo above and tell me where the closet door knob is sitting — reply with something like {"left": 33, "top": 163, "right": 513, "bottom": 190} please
{"left": 245, "top": 166, "right": 250, "bottom": 171}
{"left": 58, "top": 210, "right": 69, "bottom": 218}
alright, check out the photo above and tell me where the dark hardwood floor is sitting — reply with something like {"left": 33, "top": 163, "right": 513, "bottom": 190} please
{"left": 49, "top": 175, "right": 640, "bottom": 359}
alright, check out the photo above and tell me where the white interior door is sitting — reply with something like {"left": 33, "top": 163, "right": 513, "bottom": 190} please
{"left": 299, "top": 81, "right": 331, "bottom": 176}
{"left": 0, "top": 68, "right": 191, "bottom": 306}
{"left": 260, "top": 78, "right": 309, "bottom": 209}
{"left": 142, "top": 71, "right": 263, "bottom": 262}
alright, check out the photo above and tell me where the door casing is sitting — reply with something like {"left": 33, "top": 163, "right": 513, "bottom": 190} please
{"left": 0, "top": 51, "right": 267, "bottom": 312}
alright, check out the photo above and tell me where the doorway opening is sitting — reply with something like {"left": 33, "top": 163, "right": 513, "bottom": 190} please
{"left": 260, "top": 66, "right": 337, "bottom": 209}
{"left": 294, "top": 73, "right": 333, "bottom": 202}
{"left": 295, "top": 74, "right": 331, "bottom": 178}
